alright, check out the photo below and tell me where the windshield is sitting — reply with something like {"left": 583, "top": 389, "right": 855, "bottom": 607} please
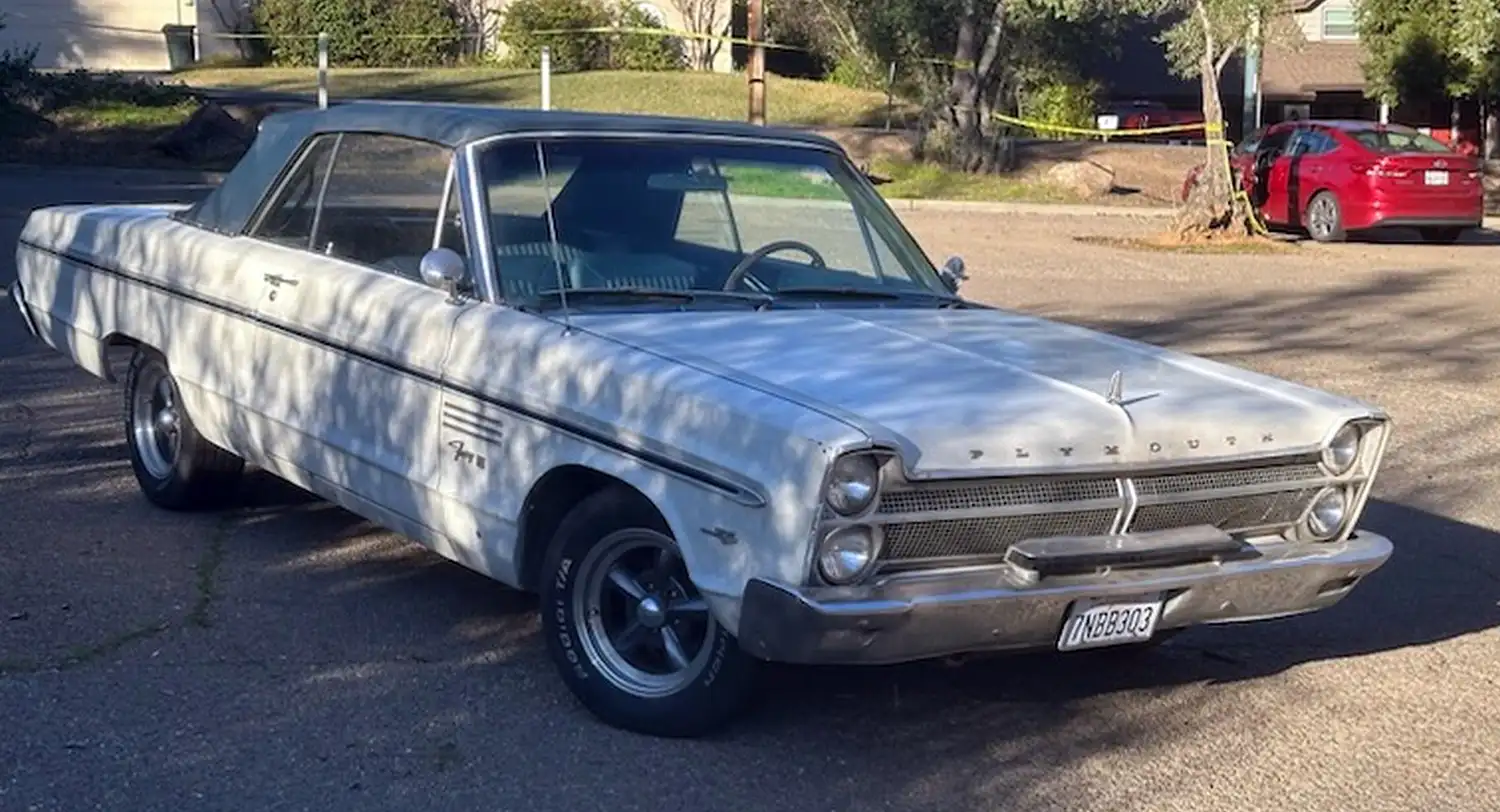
{"left": 1348, "top": 128, "right": 1454, "bottom": 154}
{"left": 474, "top": 137, "right": 952, "bottom": 309}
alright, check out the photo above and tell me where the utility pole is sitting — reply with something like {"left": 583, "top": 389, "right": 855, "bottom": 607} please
{"left": 1241, "top": 7, "right": 1261, "bottom": 138}
{"left": 747, "top": 0, "right": 766, "bottom": 125}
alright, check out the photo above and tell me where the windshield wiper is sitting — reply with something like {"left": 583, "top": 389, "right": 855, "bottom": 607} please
{"left": 770, "top": 286, "right": 969, "bottom": 308}
{"left": 521, "top": 287, "right": 773, "bottom": 312}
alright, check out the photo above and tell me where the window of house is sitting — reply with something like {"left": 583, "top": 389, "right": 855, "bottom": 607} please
{"left": 1321, "top": 7, "right": 1357, "bottom": 39}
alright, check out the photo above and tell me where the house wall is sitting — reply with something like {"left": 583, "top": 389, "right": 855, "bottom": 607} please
{"left": 1293, "top": 0, "right": 1360, "bottom": 44}
{"left": 0, "top": 0, "right": 193, "bottom": 71}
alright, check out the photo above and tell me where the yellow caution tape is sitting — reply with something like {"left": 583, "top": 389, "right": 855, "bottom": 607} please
{"left": 527, "top": 26, "right": 811, "bottom": 51}
{"left": 992, "top": 111, "right": 1223, "bottom": 138}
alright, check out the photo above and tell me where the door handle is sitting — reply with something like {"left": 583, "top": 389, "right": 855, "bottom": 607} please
{"left": 264, "top": 273, "right": 300, "bottom": 287}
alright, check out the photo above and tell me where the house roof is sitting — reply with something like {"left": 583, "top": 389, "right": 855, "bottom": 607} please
{"left": 1260, "top": 40, "right": 1369, "bottom": 99}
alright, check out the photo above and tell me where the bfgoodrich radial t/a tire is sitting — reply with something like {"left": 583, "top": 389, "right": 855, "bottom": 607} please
{"left": 124, "top": 347, "right": 244, "bottom": 511}
{"left": 541, "top": 485, "right": 761, "bottom": 738}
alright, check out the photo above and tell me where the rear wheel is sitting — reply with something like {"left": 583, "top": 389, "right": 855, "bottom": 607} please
{"left": 1418, "top": 226, "right": 1465, "bottom": 244}
{"left": 1305, "top": 191, "right": 1346, "bottom": 243}
{"left": 124, "top": 348, "right": 244, "bottom": 510}
{"left": 540, "top": 485, "right": 761, "bottom": 738}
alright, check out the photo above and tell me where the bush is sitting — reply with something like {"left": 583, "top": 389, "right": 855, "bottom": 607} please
{"left": 498, "top": 0, "right": 612, "bottom": 72}
{"left": 608, "top": 1, "right": 683, "bottom": 72}
{"left": 1021, "top": 79, "right": 1101, "bottom": 140}
{"left": 498, "top": 0, "right": 683, "bottom": 72}
{"left": 253, "top": 0, "right": 463, "bottom": 68}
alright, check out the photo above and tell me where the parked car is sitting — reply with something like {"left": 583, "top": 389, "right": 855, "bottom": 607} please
{"left": 1098, "top": 100, "right": 1206, "bottom": 142}
{"left": 10, "top": 102, "right": 1395, "bottom": 738}
{"left": 1182, "top": 119, "right": 1486, "bottom": 243}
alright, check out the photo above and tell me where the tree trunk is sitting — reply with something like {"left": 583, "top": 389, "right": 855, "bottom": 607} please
{"left": 924, "top": 1, "right": 1010, "bottom": 173}
{"left": 1174, "top": 5, "right": 1255, "bottom": 238}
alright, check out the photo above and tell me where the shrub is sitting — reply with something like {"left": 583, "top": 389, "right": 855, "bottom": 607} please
{"left": 608, "top": 1, "right": 683, "bottom": 72}
{"left": 498, "top": 0, "right": 612, "bottom": 72}
{"left": 1021, "top": 79, "right": 1101, "bottom": 140}
{"left": 253, "top": 0, "right": 463, "bottom": 68}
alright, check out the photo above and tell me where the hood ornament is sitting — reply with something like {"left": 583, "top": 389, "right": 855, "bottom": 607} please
{"left": 1105, "top": 370, "right": 1124, "bottom": 405}
{"left": 1104, "top": 370, "right": 1160, "bottom": 409}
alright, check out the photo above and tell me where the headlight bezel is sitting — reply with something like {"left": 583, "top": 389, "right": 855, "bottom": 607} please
{"left": 1321, "top": 422, "right": 1363, "bottom": 476}
{"left": 815, "top": 524, "right": 883, "bottom": 585}
{"left": 822, "top": 451, "right": 884, "bottom": 518}
{"left": 1304, "top": 486, "right": 1349, "bottom": 540}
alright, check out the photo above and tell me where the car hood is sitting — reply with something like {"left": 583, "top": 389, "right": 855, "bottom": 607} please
{"left": 569, "top": 306, "right": 1378, "bottom": 477}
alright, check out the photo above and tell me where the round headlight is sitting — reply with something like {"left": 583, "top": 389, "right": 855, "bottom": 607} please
{"left": 1306, "top": 488, "right": 1348, "bottom": 539}
{"left": 1323, "top": 423, "right": 1362, "bottom": 475}
{"left": 817, "top": 525, "right": 879, "bottom": 585}
{"left": 825, "top": 454, "right": 879, "bottom": 516}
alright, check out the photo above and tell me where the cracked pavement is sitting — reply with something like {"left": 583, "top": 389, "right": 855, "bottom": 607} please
{"left": 2, "top": 165, "right": 1498, "bottom": 812}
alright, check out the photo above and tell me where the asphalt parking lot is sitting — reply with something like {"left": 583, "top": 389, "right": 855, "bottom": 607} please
{"left": 3, "top": 165, "right": 1499, "bottom": 812}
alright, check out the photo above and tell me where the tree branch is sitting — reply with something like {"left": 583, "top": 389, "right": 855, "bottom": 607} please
{"left": 1215, "top": 36, "right": 1244, "bottom": 75}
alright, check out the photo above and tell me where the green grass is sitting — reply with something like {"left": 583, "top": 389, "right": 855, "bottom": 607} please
{"left": 177, "top": 67, "right": 917, "bottom": 128}
{"left": 49, "top": 99, "right": 200, "bottom": 130}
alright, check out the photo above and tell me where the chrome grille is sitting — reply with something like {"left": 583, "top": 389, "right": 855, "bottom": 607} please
{"left": 872, "top": 458, "right": 1327, "bottom": 567}
{"left": 1134, "top": 463, "right": 1325, "bottom": 497}
{"left": 1128, "top": 489, "right": 1319, "bottom": 534}
{"left": 882, "top": 510, "right": 1118, "bottom": 561}
{"left": 877, "top": 476, "right": 1118, "bottom": 515}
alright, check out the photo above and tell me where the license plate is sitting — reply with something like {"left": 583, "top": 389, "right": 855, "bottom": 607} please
{"left": 1425, "top": 170, "right": 1450, "bottom": 186}
{"left": 1057, "top": 594, "right": 1163, "bottom": 651}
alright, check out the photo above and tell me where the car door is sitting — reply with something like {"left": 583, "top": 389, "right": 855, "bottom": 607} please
{"left": 1252, "top": 126, "right": 1296, "bottom": 223}
{"left": 1283, "top": 126, "right": 1340, "bottom": 227}
{"left": 241, "top": 131, "right": 477, "bottom": 533}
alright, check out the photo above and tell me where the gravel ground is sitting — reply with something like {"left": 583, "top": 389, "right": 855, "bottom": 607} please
{"left": 2, "top": 166, "right": 1498, "bottom": 812}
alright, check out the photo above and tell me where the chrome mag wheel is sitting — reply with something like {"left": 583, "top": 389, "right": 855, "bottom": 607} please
{"left": 573, "top": 529, "right": 717, "bottom": 699}
{"left": 131, "top": 361, "right": 183, "bottom": 480}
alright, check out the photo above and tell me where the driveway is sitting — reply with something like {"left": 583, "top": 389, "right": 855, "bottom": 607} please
{"left": 2, "top": 166, "right": 1498, "bottom": 812}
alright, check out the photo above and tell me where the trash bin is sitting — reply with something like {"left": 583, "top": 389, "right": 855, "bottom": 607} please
{"left": 162, "top": 24, "right": 197, "bottom": 71}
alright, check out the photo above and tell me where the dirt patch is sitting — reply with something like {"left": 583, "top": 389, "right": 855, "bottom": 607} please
{"left": 1074, "top": 232, "right": 1297, "bottom": 255}
{"left": 1013, "top": 142, "right": 1201, "bottom": 206}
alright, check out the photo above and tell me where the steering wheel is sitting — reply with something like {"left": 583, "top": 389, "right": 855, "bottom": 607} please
{"left": 722, "top": 240, "right": 827, "bottom": 291}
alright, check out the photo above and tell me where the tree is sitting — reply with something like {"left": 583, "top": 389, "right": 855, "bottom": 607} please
{"left": 669, "top": 0, "right": 730, "bottom": 71}
{"left": 1157, "top": 0, "right": 1293, "bottom": 237}
{"left": 1358, "top": 0, "right": 1500, "bottom": 159}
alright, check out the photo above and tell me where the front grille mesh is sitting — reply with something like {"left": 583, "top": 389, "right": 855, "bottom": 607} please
{"left": 877, "top": 476, "right": 1118, "bottom": 515}
{"left": 882, "top": 510, "right": 1118, "bottom": 561}
{"left": 1128, "top": 489, "right": 1318, "bottom": 534}
{"left": 1134, "top": 463, "right": 1324, "bottom": 497}
{"left": 874, "top": 459, "right": 1324, "bottom": 565}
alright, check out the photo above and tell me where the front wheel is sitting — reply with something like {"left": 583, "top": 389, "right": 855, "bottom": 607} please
{"left": 540, "top": 486, "right": 761, "bottom": 738}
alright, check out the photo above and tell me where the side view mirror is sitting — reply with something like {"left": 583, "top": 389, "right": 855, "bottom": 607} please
{"left": 939, "top": 255, "right": 968, "bottom": 293}
{"left": 419, "top": 247, "right": 469, "bottom": 302}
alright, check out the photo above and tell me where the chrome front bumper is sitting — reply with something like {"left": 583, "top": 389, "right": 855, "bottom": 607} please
{"left": 736, "top": 530, "right": 1394, "bottom": 665}
{"left": 8, "top": 280, "right": 40, "bottom": 339}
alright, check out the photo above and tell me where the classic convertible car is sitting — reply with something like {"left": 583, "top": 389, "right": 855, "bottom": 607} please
{"left": 9, "top": 101, "right": 1394, "bottom": 738}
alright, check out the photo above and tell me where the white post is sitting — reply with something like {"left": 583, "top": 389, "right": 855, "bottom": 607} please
{"left": 540, "top": 46, "right": 551, "bottom": 111}
{"left": 317, "top": 32, "right": 329, "bottom": 110}
{"left": 1379, "top": 101, "right": 1390, "bottom": 125}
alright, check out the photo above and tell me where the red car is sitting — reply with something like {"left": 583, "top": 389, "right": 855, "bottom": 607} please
{"left": 1182, "top": 119, "right": 1486, "bottom": 243}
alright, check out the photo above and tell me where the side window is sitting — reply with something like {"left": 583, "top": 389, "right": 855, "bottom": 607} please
{"left": 1234, "top": 129, "right": 1264, "bottom": 156}
{"left": 251, "top": 134, "right": 339, "bottom": 249}
{"left": 312, "top": 133, "right": 455, "bottom": 281}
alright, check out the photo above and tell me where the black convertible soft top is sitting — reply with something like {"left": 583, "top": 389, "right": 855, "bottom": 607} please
{"left": 181, "top": 101, "right": 843, "bottom": 236}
